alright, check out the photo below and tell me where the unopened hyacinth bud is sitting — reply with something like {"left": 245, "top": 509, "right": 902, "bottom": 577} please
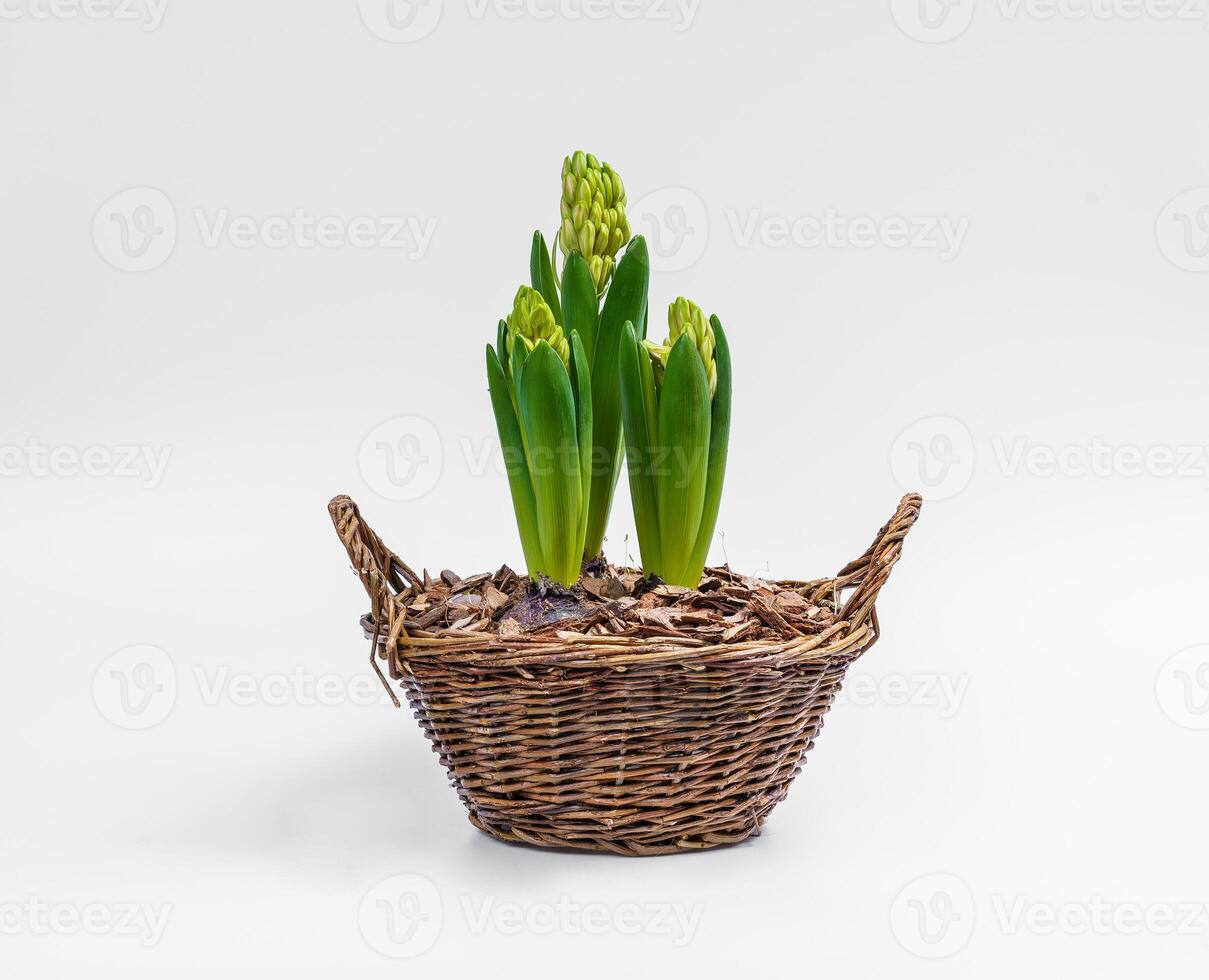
{"left": 643, "top": 297, "right": 718, "bottom": 398}
{"left": 560, "top": 150, "right": 631, "bottom": 294}
{"left": 506, "top": 285, "right": 570, "bottom": 368}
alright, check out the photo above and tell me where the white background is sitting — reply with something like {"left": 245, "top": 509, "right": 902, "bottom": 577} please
{"left": 3, "top": 0, "right": 1208, "bottom": 975}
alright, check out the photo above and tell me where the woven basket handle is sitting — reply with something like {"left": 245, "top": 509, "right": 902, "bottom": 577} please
{"left": 834, "top": 493, "right": 922, "bottom": 651}
{"left": 329, "top": 495, "right": 428, "bottom": 708}
{"left": 328, "top": 494, "right": 428, "bottom": 616}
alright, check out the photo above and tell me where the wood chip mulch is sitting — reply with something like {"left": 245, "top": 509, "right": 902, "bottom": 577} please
{"left": 391, "top": 562, "right": 842, "bottom": 644}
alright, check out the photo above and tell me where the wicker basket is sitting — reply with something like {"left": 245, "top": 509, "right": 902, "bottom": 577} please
{"left": 329, "top": 493, "right": 921, "bottom": 856}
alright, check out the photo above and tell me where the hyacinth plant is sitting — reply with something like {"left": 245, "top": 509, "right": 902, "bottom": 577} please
{"left": 485, "top": 286, "right": 592, "bottom": 586}
{"left": 618, "top": 298, "right": 732, "bottom": 588}
{"left": 486, "top": 153, "right": 648, "bottom": 587}
{"left": 521, "top": 152, "right": 649, "bottom": 571}
{"left": 487, "top": 154, "right": 729, "bottom": 589}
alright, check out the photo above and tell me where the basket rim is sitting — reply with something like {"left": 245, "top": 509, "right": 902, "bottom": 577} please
{"left": 331, "top": 492, "right": 921, "bottom": 690}
{"left": 358, "top": 609, "right": 877, "bottom": 672}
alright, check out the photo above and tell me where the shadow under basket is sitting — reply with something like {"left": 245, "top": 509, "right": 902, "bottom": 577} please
{"left": 329, "top": 493, "right": 922, "bottom": 857}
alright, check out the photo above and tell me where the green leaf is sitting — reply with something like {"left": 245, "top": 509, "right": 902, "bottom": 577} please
{"left": 568, "top": 330, "right": 593, "bottom": 557}
{"left": 517, "top": 341, "right": 581, "bottom": 585}
{"left": 638, "top": 336, "right": 659, "bottom": 450}
{"left": 686, "top": 315, "right": 732, "bottom": 582}
{"left": 656, "top": 335, "right": 711, "bottom": 587}
{"left": 496, "top": 319, "right": 510, "bottom": 379}
{"left": 583, "top": 235, "right": 650, "bottom": 558}
{"left": 618, "top": 320, "right": 662, "bottom": 576}
{"left": 486, "top": 344, "right": 543, "bottom": 578}
{"left": 561, "top": 251, "right": 599, "bottom": 363}
{"left": 530, "top": 231, "right": 562, "bottom": 324}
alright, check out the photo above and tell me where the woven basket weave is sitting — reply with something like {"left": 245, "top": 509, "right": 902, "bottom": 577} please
{"left": 329, "top": 493, "right": 921, "bottom": 856}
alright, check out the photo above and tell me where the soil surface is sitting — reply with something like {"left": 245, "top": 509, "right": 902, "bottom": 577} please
{"left": 387, "top": 561, "right": 844, "bottom": 643}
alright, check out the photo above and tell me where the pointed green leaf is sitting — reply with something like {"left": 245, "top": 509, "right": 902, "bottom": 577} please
{"left": 618, "top": 320, "right": 662, "bottom": 576}
{"left": 530, "top": 231, "right": 562, "bottom": 324}
{"left": 569, "top": 330, "right": 593, "bottom": 558}
{"left": 656, "top": 335, "right": 711, "bottom": 587}
{"left": 583, "top": 235, "right": 650, "bottom": 558}
{"left": 496, "top": 319, "right": 510, "bottom": 378}
{"left": 517, "top": 341, "right": 581, "bottom": 585}
{"left": 561, "top": 251, "right": 599, "bottom": 363}
{"left": 487, "top": 344, "right": 543, "bottom": 578}
{"left": 686, "top": 316, "right": 732, "bottom": 581}
{"left": 638, "top": 337, "right": 659, "bottom": 451}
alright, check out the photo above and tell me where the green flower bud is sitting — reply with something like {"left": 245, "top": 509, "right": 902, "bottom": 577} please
{"left": 506, "top": 286, "right": 569, "bottom": 368}
{"left": 559, "top": 150, "right": 631, "bottom": 294}
{"left": 643, "top": 297, "right": 718, "bottom": 398}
